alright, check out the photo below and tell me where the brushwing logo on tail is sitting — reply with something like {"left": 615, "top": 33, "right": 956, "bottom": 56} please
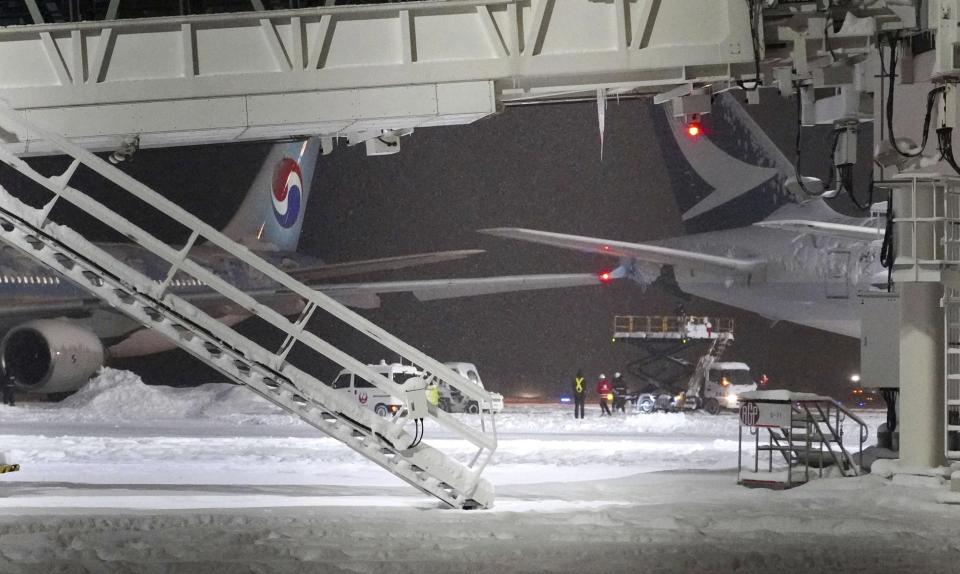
{"left": 272, "top": 158, "right": 303, "bottom": 229}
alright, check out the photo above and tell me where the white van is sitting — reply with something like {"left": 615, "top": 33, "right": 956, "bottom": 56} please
{"left": 330, "top": 361, "right": 423, "bottom": 417}
{"left": 442, "top": 362, "right": 504, "bottom": 414}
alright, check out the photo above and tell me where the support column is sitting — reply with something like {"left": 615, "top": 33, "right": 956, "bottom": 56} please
{"left": 899, "top": 282, "right": 945, "bottom": 468}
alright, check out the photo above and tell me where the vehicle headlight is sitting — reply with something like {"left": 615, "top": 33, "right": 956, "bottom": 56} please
{"left": 726, "top": 394, "right": 738, "bottom": 405}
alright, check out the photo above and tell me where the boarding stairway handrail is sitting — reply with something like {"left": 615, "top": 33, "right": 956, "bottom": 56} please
{"left": 761, "top": 399, "right": 867, "bottom": 485}
{"left": 0, "top": 104, "right": 496, "bottom": 509}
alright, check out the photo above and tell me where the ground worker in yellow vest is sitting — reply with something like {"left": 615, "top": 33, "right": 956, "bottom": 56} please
{"left": 426, "top": 380, "right": 440, "bottom": 408}
{"left": 572, "top": 370, "right": 586, "bottom": 419}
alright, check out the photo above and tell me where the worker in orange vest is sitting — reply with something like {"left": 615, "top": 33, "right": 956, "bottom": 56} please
{"left": 596, "top": 374, "right": 613, "bottom": 416}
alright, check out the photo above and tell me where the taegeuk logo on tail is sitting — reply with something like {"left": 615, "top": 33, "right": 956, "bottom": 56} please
{"left": 272, "top": 158, "right": 302, "bottom": 228}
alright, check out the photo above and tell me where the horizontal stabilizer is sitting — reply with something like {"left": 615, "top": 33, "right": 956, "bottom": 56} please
{"left": 753, "top": 220, "right": 882, "bottom": 242}
{"left": 320, "top": 274, "right": 607, "bottom": 309}
{"left": 289, "top": 249, "right": 484, "bottom": 282}
{"left": 480, "top": 228, "right": 764, "bottom": 276}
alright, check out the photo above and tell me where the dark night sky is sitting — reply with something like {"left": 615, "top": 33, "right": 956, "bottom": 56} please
{"left": 6, "top": 93, "right": 861, "bottom": 398}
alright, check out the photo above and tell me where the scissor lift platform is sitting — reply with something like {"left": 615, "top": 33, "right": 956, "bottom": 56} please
{"left": 613, "top": 315, "right": 734, "bottom": 341}
{"left": 613, "top": 315, "right": 734, "bottom": 391}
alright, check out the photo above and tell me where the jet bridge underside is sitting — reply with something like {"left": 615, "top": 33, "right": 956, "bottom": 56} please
{"left": 0, "top": 0, "right": 756, "bottom": 155}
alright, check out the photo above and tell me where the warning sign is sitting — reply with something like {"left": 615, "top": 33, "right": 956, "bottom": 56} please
{"left": 739, "top": 401, "right": 791, "bottom": 428}
{"left": 739, "top": 402, "right": 759, "bottom": 426}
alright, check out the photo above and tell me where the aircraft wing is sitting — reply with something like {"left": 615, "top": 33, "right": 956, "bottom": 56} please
{"left": 288, "top": 249, "right": 484, "bottom": 282}
{"left": 318, "top": 273, "right": 608, "bottom": 309}
{"left": 752, "top": 220, "right": 882, "bottom": 242}
{"left": 480, "top": 228, "right": 764, "bottom": 276}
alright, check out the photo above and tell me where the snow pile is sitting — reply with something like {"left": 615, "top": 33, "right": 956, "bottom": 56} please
{"left": 4, "top": 371, "right": 883, "bottom": 442}
{"left": 494, "top": 404, "right": 741, "bottom": 436}
{"left": 56, "top": 368, "right": 292, "bottom": 423}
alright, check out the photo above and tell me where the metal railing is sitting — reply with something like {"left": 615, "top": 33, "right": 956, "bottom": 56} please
{"left": 614, "top": 315, "right": 735, "bottom": 336}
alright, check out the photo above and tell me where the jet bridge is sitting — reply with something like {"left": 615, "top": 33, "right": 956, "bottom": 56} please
{"left": 0, "top": 103, "right": 497, "bottom": 509}
{"left": 0, "top": 0, "right": 757, "bottom": 155}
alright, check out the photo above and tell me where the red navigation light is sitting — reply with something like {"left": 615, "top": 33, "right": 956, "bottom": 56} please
{"left": 686, "top": 121, "right": 702, "bottom": 138}
{"left": 599, "top": 270, "right": 613, "bottom": 284}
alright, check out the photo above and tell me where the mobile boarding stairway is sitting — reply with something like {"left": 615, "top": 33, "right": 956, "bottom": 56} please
{"left": 738, "top": 391, "right": 868, "bottom": 490}
{"left": 0, "top": 105, "right": 496, "bottom": 509}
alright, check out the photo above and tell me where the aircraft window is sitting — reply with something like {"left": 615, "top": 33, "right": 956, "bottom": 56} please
{"left": 722, "top": 370, "right": 754, "bottom": 386}
{"left": 331, "top": 374, "right": 350, "bottom": 390}
{"left": 355, "top": 375, "right": 375, "bottom": 389}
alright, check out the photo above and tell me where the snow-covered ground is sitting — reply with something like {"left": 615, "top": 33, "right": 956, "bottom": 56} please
{"left": 0, "top": 369, "right": 957, "bottom": 573}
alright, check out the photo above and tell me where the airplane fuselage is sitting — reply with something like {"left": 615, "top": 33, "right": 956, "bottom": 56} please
{"left": 0, "top": 242, "right": 311, "bottom": 353}
{"left": 655, "top": 224, "right": 881, "bottom": 338}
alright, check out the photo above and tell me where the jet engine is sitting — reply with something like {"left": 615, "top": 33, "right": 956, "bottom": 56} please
{"left": 0, "top": 320, "right": 105, "bottom": 394}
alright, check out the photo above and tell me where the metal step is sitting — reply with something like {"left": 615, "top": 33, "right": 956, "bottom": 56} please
{"left": 0, "top": 104, "right": 497, "bottom": 509}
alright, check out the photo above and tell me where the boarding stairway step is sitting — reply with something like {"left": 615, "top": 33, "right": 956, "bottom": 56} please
{"left": 0, "top": 105, "right": 497, "bottom": 509}
{"left": 769, "top": 431, "right": 841, "bottom": 443}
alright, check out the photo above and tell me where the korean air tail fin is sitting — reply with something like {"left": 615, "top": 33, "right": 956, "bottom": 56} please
{"left": 222, "top": 137, "right": 322, "bottom": 252}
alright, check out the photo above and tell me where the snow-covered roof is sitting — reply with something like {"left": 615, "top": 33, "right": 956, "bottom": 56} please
{"left": 710, "top": 362, "right": 749, "bottom": 370}
{"left": 739, "top": 390, "right": 833, "bottom": 402}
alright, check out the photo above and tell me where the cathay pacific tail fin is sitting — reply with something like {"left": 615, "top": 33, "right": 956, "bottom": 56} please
{"left": 651, "top": 92, "right": 797, "bottom": 233}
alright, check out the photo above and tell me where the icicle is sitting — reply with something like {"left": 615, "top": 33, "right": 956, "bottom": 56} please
{"left": 596, "top": 87, "right": 606, "bottom": 162}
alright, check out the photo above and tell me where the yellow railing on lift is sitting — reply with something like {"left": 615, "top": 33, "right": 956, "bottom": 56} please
{"left": 613, "top": 315, "right": 735, "bottom": 335}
